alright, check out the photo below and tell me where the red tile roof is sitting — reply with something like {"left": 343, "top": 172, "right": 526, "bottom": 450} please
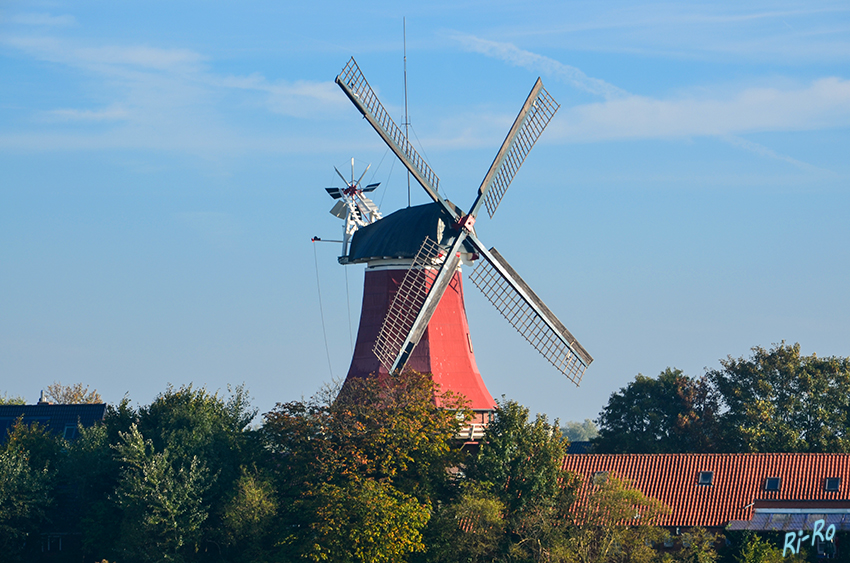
{"left": 561, "top": 454, "right": 850, "bottom": 528}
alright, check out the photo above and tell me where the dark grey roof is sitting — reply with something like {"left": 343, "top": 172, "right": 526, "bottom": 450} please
{"left": 347, "top": 202, "right": 475, "bottom": 264}
{"left": 566, "top": 440, "right": 594, "bottom": 454}
{"left": 0, "top": 403, "right": 107, "bottom": 442}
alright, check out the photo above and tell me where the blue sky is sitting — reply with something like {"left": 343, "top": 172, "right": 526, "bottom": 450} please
{"left": 2, "top": 1, "right": 849, "bottom": 422}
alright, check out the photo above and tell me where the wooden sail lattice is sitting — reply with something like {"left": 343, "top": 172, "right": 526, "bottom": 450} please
{"left": 373, "top": 237, "right": 444, "bottom": 372}
{"left": 468, "top": 249, "right": 591, "bottom": 385}
{"left": 482, "top": 85, "right": 559, "bottom": 218}
{"left": 338, "top": 58, "right": 441, "bottom": 195}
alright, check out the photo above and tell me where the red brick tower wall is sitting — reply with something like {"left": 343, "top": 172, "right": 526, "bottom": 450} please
{"left": 345, "top": 266, "right": 496, "bottom": 412}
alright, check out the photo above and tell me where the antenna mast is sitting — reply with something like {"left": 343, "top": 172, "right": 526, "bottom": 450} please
{"left": 403, "top": 17, "right": 411, "bottom": 207}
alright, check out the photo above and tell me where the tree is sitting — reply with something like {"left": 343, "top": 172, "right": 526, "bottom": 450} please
{"left": 734, "top": 532, "right": 806, "bottom": 563}
{"left": 113, "top": 424, "right": 213, "bottom": 563}
{"left": 424, "top": 481, "right": 506, "bottom": 563}
{"left": 678, "top": 527, "right": 721, "bottom": 563}
{"left": 0, "top": 420, "right": 63, "bottom": 561}
{"left": 561, "top": 473, "right": 670, "bottom": 563}
{"left": 45, "top": 381, "right": 103, "bottom": 404}
{"left": 60, "top": 385, "right": 261, "bottom": 563}
{"left": 709, "top": 342, "right": 850, "bottom": 453}
{"left": 594, "top": 368, "right": 721, "bottom": 453}
{"left": 562, "top": 419, "right": 599, "bottom": 442}
{"left": 471, "top": 400, "right": 570, "bottom": 515}
{"left": 220, "top": 466, "right": 278, "bottom": 560}
{"left": 466, "top": 399, "right": 578, "bottom": 563}
{"left": 122, "top": 384, "right": 257, "bottom": 562}
{"left": 3, "top": 418, "right": 63, "bottom": 475}
{"left": 595, "top": 345, "right": 850, "bottom": 454}
{"left": 310, "top": 477, "right": 431, "bottom": 563}
{"left": 261, "top": 370, "right": 470, "bottom": 563}
{"left": 0, "top": 449, "right": 52, "bottom": 561}
{"left": 62, "top": 422, "right": 123, "bottom": 561}
{"left": 135, "top": 384, "right": 256, "bottom": 493}
{"left": 0, "top": 392, "right": 25, "bottom": 405}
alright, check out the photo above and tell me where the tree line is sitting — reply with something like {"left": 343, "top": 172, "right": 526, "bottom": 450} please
{"left": 593, "top": 342, "right": 850, "bottom": 454}
{"left": 0, "top": 374, "right": 757, "bottom": 563}
{"left": 3, "top": 341, "right": 848, "bottom": 562}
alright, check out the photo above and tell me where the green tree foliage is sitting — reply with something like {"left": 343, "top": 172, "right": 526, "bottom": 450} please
{"left": 594, "top": 368, "right": 720, "bottom": 454}
{"left": 441, "top": 402, "right": 676, "bottom": 563}
{"left": 104, "top": 395, "right": 140, "bottom": 444}
{"left": 465, "top": 399, "right": 578, "bottom": 563}
{"left": 678, "top": 527, "right": 721, "bottom": 563}
{"left": 45, "top": 380, "right": 103, "bottom": 404}
{"left": 562, "top": 419, "right": 599, "bottom": 442}
{"left": 0, "top": 374, "right": 752, "bottom": 563}
{"left": 595, "top": 344, "right": 850, "bottom": 454}
{"left": 136, "top": 383, "right": 256, "bottom": 477}
{"left": 709, "top": 342, "right": 850, "bottom": 453}
{"left": 424, "top": 481, "right": 506, "bottom": 563}
{"left": 311, "top": 477, "right": 431, "bottom": 563}
{"left": 62, "top": 423, "right": 123, "bottom": 558}
{"left": 3, "top": 418, "right": 63, "bottom": 472}
{"left": 0, "top": 392, "right": 26, "bottom": 405}
{"left": 58, "top": 384, "right": 260, "bottom": 563}
{"left": 221, "top": 466, "right": 278, "bottom": 559}
{"left": 0, "top": 449, "right": 52, "bottom": 560}
{"left": 561, "top": 473, "right": 670, "bottom": 563}
{"left": 262, "top": 370, "right": 470, "bottom": 563}
{"left": 120, "top": 384, "right": 257, "bottom": 562}
{"left": 114, "top": 424, "right": 213, "bottom": 562}
{"left": 734, "top": 532, "right": 806, "bottom": 563}
{"left": 471, "top": 400, "right": 570, "bottom": 516}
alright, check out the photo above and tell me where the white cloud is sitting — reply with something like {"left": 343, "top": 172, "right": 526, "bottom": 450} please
{"left": 42, "top": 105, "right": 129, "bottom": 122}
{"left": 77, "top": 45, "right": 203, "bottom": 71}
{"left": 551, "top": 77, "right": 850, "bottom": 141}
{"left": 7, "top": 13, "right": 76, "bottom": 27}
{"left": 448, "top": 34, "right": 850, "bottom": 158}
{"left": 0, "top": 34, "right": 355, "bottom": 153}
{"left": 444, "top": 36, "right": 848, "bottom": 170}
{"left": 4, "top": 36, "right": 204, "bottom": 72}
{"left": 503, "top": 3, "right": 850, "bottom": 64}
{"left": 216, "top": 74, "right": 347, "bottom": 118}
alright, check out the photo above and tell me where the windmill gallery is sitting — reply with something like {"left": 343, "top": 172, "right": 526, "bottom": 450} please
{"left": 320, "top": 58, "right": 593, "bottom": 434}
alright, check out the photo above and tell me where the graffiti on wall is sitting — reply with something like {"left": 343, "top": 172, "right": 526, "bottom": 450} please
{"left": 782, "top": 519, "right": 836, "bottom": 557}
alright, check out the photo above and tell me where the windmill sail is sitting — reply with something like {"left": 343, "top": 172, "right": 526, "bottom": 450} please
{"left": 467, "top": 245, "right": 592, "bottom": 385}
{"left": 354, "top": 195, "right": 381, "bottom": 222}
{"left": 373, "top": 235, "right": 465, "bottom": 374}
{"left": 336, "top": 58, "right": 458, "bottom": 221}
{"left": 473, "top": 79, "right": 560, "bottom": 219}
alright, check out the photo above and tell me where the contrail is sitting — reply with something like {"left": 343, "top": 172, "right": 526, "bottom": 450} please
{"left": 451, "top": 32, "right": 628, "bottom": 101}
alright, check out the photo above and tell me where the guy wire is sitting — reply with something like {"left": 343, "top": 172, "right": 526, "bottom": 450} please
{"left": 312, "top": 241, "right": 334, "bottom": 379}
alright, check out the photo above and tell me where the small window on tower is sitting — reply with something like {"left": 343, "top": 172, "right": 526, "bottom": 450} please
{"left": 826, "top": 478, "right": 841, "bottom": 492}
{"left": 765, "top": 477, "right": 781, "bottom": 491}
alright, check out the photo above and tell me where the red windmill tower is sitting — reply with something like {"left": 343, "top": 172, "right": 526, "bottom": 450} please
{"left": 325, "top": 58, "right": 593, "bottom": 436}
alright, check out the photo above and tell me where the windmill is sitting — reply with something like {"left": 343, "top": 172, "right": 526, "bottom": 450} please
{"left": 332, "top": 58, "right": 593, "bottom": 435}
{"left": 325, "top": 158, "right": 382, "bottom": 257}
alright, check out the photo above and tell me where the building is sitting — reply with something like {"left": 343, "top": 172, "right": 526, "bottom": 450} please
{"left": 561, "top": 453, "right": 850, "bottom": 541}
{"left": 0, "top": 402, "right": 107, "bottom": 443}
